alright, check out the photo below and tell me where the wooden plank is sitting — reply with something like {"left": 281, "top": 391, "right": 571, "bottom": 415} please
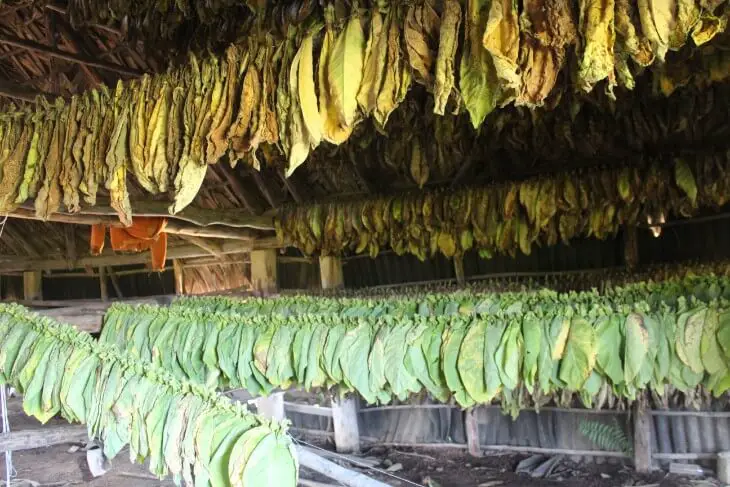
{"left": 0, "top": 425, "right": 87, "bottom": 452}
{"left": 173, "top": 259, "right": 184, "bottom": 295}
{"left": 284, "top": 402, "right": 333, "bottom": 418}
{"left": 332, "top": 397, "right": 361, "bottom": 454}
{"left": 633, "top": 394, "right": 652, "bottom": 473}
{"left": 295, "top": 446, "right": 390, "bottom": 487}
{"left": 465, "top": 408, "right": 481, "bottom": 457}
{"left": 319, "top": 256, "right": 344, "bottom": 290}
{"left": 251, "top": 249, "right": 278, "bottom": 294}
{"left": 23, "top": 270, "right": 42, "bottom": 301}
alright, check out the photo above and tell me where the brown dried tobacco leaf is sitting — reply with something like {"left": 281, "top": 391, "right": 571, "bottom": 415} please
{"left": 483, "top": 0, "right": 520, "bottom": 101}
{"left": 433, "top": 0, "right": 461, "bottom": 115}
{"left": 35, "top": 100, "right": 66, "bottom": 219}
{"left": 517, "top": 0, "right": 576, "bottom": 107}
{"left": 577, "top": 0, "right": 616, "bottom": 93}
{"left": 105, "top": 82, "right": 133, "bottom": 226}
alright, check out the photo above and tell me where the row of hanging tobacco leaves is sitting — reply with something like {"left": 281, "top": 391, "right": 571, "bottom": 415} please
{"left": 0, "top": 304, "right": 298, "bottom": 487}
{"left": 276, "top": 154, "right": 717, "bottom": 258}
{"left": 101, "top": 275, "right": 730, "bottom": 416}
{"left": 0, "top": 0, "right": 728, "bottom": 224}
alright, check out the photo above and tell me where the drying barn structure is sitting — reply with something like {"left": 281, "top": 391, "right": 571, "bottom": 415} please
{"left": 0, "top": 0, "right": 729, "bottom": 485}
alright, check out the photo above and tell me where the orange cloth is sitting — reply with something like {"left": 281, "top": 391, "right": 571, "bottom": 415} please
{"left": 90, "top": 217, "right": 168, "bottom": 271}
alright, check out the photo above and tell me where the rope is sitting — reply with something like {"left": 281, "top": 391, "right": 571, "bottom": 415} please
{"left": 293, "top": 437, "right": 423, "bottom": 487}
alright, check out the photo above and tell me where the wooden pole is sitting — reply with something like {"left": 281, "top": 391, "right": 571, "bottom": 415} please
{"left": 331, "top": 396, "right": 361, "bottom": 454}
{"left": 295, "top": 446, "right": 391, "bottom": 487}
{"left": 633, "top": 394, "right": 652, "bottom": 473}
{"left": 107, "top": 269, "right": 123, "bottom": 298}
{"left": 98, "top": 266, "right": 109, "bottom": 302}
{"left": 624, "top": 226, "right": 639, "bottom": 271}
{"left": 251, "top": 249, "right": 278, "bottom": 295}
{"left": 173, "top": 259, "right": 185, "bottom": 295}
{"left": 319, "top": 256, "right": 345, "bottom": 290}
{"left": 454, "top": 256, "right": 466, "bottom": 287}
{"left": 465, "top": 407, "right": 481, "bottom": 457}
{"left": 319, "top": 256, "right": 360, "bottom": 453}
{"left": 22, "top": 270, "right": 42, "bottom": 301}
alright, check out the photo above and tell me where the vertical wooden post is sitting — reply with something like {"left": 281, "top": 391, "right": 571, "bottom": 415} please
{"left": 173, "top": 259, "right": 185, "bottom": 295}
{"left": 319, "top": 256, "right": 344, "bottom": 290}
{"left": 254, "top": 393, "right": 285, "bottom": 421}
{"left": 98, "top": 266, "right": 109, "bottom": 302}
{"left": 624, "top": 226, "right": 639, "bottom": 271}
{"left": 319, "top": 256, "right": 360, "bottom": 453}
{"left": 454, "top": 256, "right": 466, "bottom": 287}
{"left": 332, "top": 396, "right": 361, "bottom": 453}
{"left": 251, "top": 249, "right": 278, "bottom": 294}
{"left": 465, "top": 408, "right": 481, "bottom": 457}
{"left": 633, "top": 394, "right": 652, "bottom": 473}
{"left": 23, "top": 270, "right": 42, "bottom": 301}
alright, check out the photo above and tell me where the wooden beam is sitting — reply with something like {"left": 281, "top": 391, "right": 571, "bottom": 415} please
{"left": 0, "top": 425, "right": 88, "bottom": 452}
{"left": 624, "top": 226, "right": 639, "bottom": 271}
{"left": 213, "top": 164, "right": 262, "bottom": 216}
{"left": 177, "top": 235, "right": 224, "bottom": 258}
{"left": 43, "top": 4, "right": 123, "bottom": 36}
{"left": 0, "top": 241, "right": 265, "bottom": 273}
{"left": 173, "top": 259, "right": 184, "bottom": 295}
{"left": 0, "top": 79, "right": 61, "bottom": 102}
{"left": 0, "top": 34, "right": 143, "bottom": 76}
{"left": 7, "top": 207, "right": 260, "bottom": 240}
{"left": 295, "top": 446, "right": 390, "bottom": 487}
{"left": 23, "top": 270, "right": 42, "bottom": 300}
{"left": 251, "top": 249, "right": 278, "bottom": 295}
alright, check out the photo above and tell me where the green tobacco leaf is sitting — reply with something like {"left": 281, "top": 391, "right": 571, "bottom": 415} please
{"left": 624, "top": 313, "right": 649, "bottom": 386}
{"left": 559, "top": 317, "right": 596, "bottom": 390}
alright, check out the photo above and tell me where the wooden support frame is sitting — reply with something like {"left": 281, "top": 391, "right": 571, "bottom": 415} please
{"left": 173, "top": 259, "right": 185, "bottom": 295}
{"left": 319, "top": 256, "right": 344, "bottom": 290}
{"left": 454, "top": 256, "right": 466, "bottom": 287}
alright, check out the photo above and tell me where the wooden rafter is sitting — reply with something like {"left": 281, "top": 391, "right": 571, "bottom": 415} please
{"left": 0, "top": 33, "right": 143, "bottom": 76}
{"left": 16, "top": 199, "right": 275, "bottom": 230}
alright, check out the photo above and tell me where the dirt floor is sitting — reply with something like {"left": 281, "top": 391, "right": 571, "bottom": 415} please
{"left": 0, "top": 394, "right": 723, "bottom": 487}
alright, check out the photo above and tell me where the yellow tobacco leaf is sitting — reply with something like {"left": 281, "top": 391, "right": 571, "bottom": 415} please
{"left": 482, "top": 0, "right": 520, "bottom": 100}
{"left": 375, "top": 10, "right": 403, "bottom": 127}
{"left": 287, "top": 31, "right": 312, "bottom": 177}
{"left": 691, "top": 9, "right": 728, "bottom": 46}
{"left": 669, "top": 0, "right": 700, "bottom": 48}
{"left": 327, "top": 7, "right": 365, "bottom": 127}
{"left": 615, "top": 0, "right": 654, "bottom": 68}
{"left": 434, "top": 0, "right": 461, "bottom": 115}
{"left": 577, "top": 0, "right": 616, "bottom": 93}
{"left": 298, "top": 33, "right": 322, "bottom": 147}
{"left": 319, "top": 13, "right": 353, "bottom": 145}
{"left": 638, "top": 0, "right": 677, "bottom": 62}
{"left": 357, "top": 10, "right": 386, "bottom": 114}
